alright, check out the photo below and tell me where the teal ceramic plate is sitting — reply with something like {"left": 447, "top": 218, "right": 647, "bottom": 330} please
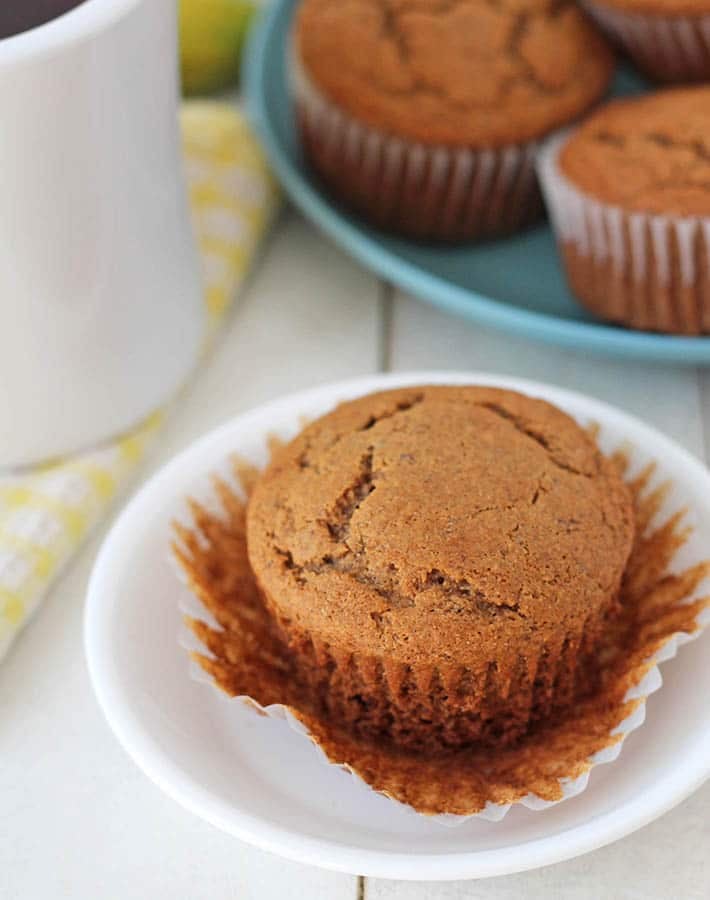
{"left": 243, "top": 0, "right": 710, "bottom": 364}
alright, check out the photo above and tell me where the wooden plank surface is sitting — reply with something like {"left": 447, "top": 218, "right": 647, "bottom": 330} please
{"left": 388, "top": 291, "right": 705, "bottom": 458}
{"left": 2, "top": 215, "right": 708, "bottom": 898}
{"left": 367, "top": 784, "right": 710, "bottom": 899}
{"left": 0, "top": 214, "right": 376, "bottom": 900}
{"left": 369, "top": 285, "right": 710, "bottom": 899}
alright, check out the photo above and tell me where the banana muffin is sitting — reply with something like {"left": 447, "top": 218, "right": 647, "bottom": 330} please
{"left": 246, "top": 386, "right": 635, "bottom": 752}
{"left": 582, "top": 0, "right": 710, "bottom": 83}
{"left": 539, "top": 87, "right": 710, "bottom": 334}
{"left": 291, "top": 0, "right": 615, "bottom": 242}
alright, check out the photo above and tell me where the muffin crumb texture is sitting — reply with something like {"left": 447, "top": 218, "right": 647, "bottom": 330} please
{"left": 246, "top": 387, "right": 634, "bottom": 750}
{"left": 175, "top": 426, "right": 709, "bottom": 815}
{"left": 559, "top": 87, "right": 710, "bottom": 216}
{"left": 296, "top": 0, "right": 615, "bottom": 147}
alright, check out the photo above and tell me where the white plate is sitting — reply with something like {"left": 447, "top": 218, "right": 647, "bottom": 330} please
{"left": 85, "top": 372, "right": 710, "bottom": 881}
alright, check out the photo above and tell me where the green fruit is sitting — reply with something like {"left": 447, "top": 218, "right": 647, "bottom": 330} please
{"left": 179, "top": 0, "right": 255, "bottom": 95}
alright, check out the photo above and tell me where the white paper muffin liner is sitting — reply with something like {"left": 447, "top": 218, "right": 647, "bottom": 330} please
{"left": 289, "top": 47, "right": 541, "bottom": 242}
{"left": 581, "top": 1, "right": 710, "bottom": 82}
{"left": 178, "top": 615, "right": 706, "bottom": 824}
{"left": 537, "top": 130, "right": 710, "bottom": 333}
{"left": 174, "top": 440, "right": 710, "bottom": 825}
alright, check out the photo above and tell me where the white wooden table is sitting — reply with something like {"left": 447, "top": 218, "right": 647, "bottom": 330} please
{"left": 2, "top": 210, "right": 709, "bottom": 899}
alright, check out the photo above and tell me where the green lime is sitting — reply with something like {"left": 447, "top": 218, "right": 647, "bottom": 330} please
{"left": 179, "top": 0, "right": 256, "bottom": 95}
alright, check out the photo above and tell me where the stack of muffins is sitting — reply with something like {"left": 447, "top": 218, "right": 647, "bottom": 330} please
{"left": 290, "top": 0, "right": 710, "bottom": 335}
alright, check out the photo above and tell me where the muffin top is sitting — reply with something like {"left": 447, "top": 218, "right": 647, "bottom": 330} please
{"left": 246, "top": 386, "right": 634, "bottom": 667}
{"left": 559, "top": 87, "right": 710, "bottom": 216}
{"left": 293, "top": 0, "right": 614, "bottom": 148}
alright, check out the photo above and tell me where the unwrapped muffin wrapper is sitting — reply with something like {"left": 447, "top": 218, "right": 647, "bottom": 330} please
{"left": 173, "top": 443, "right": 710, "bottom": 824}
{"left": 582, "top": 1, "right": 710, "bottom": 83}
{"left": 538, "top": 131, "right": 710, "bottom": 334}
{"left": 289, "top": 46, "right": 542, "bottom": 242}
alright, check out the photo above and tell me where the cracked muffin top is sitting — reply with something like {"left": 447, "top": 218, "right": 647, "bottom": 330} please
{"left": 246, "top": 386, "right": 635, "bottom": 666}
{"left": 559, "top": 87, "right": 710, "bottom": 216}
{"left": 292, "top": 0, "right": 615, "bottom": 147}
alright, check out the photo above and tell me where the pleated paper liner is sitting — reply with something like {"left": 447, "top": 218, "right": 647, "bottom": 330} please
{"left": 537, "top": 131, "right": 710, "bottom": 335}
{"left": 290, "top": 48, "right": 542, "bottom": 243}
{"left": 172, "top": 440, "right": 710, "bottom": 823}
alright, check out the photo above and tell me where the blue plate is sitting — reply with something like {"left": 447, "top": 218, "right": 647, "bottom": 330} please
{"left": 243, "top": 0, "right": 710, "bottom": 365}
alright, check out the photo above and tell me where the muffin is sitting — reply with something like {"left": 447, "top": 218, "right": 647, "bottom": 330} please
{"left": 246, "top": 386, "right": 635, "bottom": 752}
{"left": 291, "top": 0, "right": 615, "bottom": 242}
{"left": 581, "top": 0, "right": 710, "bottom": 83}
{"left": 538, "top": 87, "right": 710, "bottom": 334}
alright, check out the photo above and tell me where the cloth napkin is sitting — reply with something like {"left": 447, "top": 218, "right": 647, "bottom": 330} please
{"left": 0, "top": 102, "right": 279, "bottom": 662}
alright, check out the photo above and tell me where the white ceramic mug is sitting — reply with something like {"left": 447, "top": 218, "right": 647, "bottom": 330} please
{"left": 0, "top": 0, "right": 204, "bottom": 468}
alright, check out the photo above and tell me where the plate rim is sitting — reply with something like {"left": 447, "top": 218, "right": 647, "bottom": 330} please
{"left": 242, "top": 0, "right": 710, "bottom": 366}
{"left": 85, "top": 370, "right": 710, "bottom": 881}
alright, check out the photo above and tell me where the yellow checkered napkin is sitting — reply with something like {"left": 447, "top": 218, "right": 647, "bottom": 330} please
{"left": 0, "top": 102, "right": 279, "bottom": 661}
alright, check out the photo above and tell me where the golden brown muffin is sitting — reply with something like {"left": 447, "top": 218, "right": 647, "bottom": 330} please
{"left": 559, "top": 89, "right": 710, "bottom": 215}
{"left": 582, "top": 0, "right": 710, "bottom": 82}
{"left": 291, "top": 0, "right": 614, "bottom": 241}
{"left": 540, "top": 88, "right": 710, "bottom": 334}
{"left": 246, "top": 386, "right": 635, "bottom": 751}
{"left": 296, "top": 0, "right": 614, "bottom": 148}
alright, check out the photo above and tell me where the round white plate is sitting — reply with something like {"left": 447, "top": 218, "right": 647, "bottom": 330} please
{"left": 85, "top": 372, "right": 710, "bottom": 881}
